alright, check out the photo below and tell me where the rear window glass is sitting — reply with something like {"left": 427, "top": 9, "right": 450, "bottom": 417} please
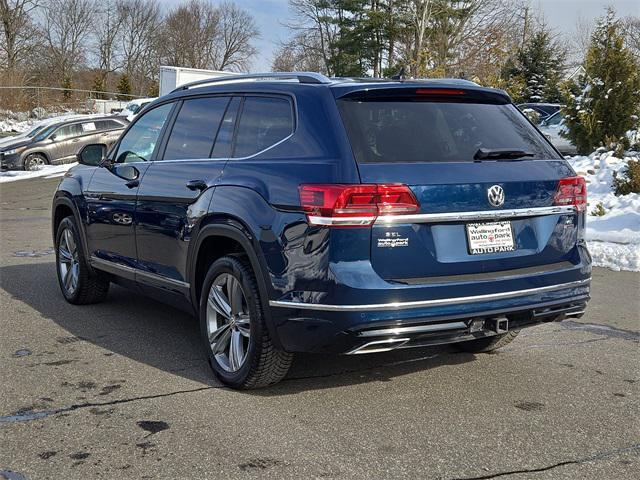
{"left": 337, "top": 100, "right": 558, "bottom": 163}
{"left": 233, "top": 97, "right": 293, "bottom": 158}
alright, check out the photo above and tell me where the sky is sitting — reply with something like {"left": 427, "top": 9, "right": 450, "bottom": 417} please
{"left": 162, "top": 0, "right": 640, "bottom": 72}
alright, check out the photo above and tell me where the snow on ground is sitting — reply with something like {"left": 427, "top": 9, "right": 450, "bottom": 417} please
{"left": 567, "top": 149, "right": 640, "bottom": 272}
{"left": 0, "top": 163, "right": 76, "bottom": 183}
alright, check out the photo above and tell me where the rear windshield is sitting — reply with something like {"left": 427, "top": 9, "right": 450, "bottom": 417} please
{"left": 337, "top": 100, "right": 558, "bottom": 163}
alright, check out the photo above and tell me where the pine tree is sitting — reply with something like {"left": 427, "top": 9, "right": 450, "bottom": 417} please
{"left": 92, "top": 73, "right": 107, "bottom": 100}
{"left": 502, "top": 29, "right": 565, "bottom": 103}
{"left": 116, "top": 74, "right": 132, "bottom": 101}
{"left": 61, "top": 76, "right": 73, "bottom": 101}
{"left": 562, "top": 9, "right": 640, "bottom": 154}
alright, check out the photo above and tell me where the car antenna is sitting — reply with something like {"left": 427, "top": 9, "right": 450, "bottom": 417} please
{"left": 390, "top": 67, "right": 406, "bottom": 81}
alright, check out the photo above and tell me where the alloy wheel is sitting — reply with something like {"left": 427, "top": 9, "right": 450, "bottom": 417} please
{"left": 206, "top": 273, "right": 251, "bottom": 372}
{"left": 26, "top": 156, "right": 46, "bottom": 171}
{"left": 58, "top": 228, "right": 79, "bottom": 295}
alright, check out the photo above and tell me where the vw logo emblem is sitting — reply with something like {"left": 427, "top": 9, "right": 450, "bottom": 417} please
{"left": 487, "top": 185, "right": 505, "bottom": 207}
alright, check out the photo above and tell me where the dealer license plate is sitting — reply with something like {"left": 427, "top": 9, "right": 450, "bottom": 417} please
{"left": 466, "top": 221, "right": 515, "bottom": 255}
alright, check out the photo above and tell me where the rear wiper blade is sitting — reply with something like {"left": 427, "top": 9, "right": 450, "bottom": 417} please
{"left": 473, "top": 148, "right": 535, "bottom": 161}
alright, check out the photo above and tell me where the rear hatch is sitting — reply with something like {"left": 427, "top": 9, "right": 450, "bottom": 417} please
{"left": 335, "top": 86, "right": 583, "bottom": 281}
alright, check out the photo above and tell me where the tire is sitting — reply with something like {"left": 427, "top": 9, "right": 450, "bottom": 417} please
{"left": 55, "top": 216, "right": 110, "bottom": 305}
{"left": 23, "top": 153, "right": 48, "bottom": 171}
{"left": 454, "top": 330, "right": 520, "bottom": 353}
{"left": 199, "top": 255, "right": 293, "bottom": 389}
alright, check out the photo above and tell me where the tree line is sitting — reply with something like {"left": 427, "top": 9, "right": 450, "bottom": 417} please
{"left": 0, "top": 0, "right": 260, "bottom": 97}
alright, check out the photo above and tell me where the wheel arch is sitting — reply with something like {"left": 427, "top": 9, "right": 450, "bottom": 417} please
{"left": 52, "top": 194, "right": 94, "bottom": 273}
{"left": 189, "top": 220, "right": 283, "bottom": 350}
{"left": 23, "top": 150, "right": 50, "bottom": 167}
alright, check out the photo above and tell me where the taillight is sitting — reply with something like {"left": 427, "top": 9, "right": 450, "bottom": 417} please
{"left": 299, "top": 184, "right": 420, "bottom": 227}
{"left": 554, "top": 176, "right": 587, "bottom": 211}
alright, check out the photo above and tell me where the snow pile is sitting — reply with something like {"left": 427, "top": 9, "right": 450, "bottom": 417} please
{"left": 0, "top": 163, "right": 77, "bottom": 183}
{"left": 567, "top": 149, "right": 640, "bottom": 272}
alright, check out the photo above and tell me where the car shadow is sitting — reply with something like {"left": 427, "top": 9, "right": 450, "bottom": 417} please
{"left": 0, "top": 262, "right": 476, "bottom": 392}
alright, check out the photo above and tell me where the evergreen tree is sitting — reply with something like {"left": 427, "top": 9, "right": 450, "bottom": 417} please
{"left": 61, "top": 76, "right": 73, "bottom": 101}
{"left": 92, "top": 73, "right": 107, "bottom": 100}
{"left": 502, "top": 29, "right": 565, "bottom": 103}
{"left": 562, "top": 9, "right": 640, "bottom": 154}
{"left": 116, "top": 74, "right": 132, "bottom": 101}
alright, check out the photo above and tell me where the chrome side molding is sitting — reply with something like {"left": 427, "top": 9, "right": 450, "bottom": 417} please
{"left": 268, "top": 278, "right": 591, "bottom": 312}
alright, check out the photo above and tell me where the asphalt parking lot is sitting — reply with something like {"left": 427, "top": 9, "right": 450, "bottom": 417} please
{"left": 1, "top": 176, "right": 639, "bottom": 479}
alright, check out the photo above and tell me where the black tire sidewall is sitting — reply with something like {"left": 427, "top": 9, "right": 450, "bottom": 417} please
{"left": 198, "top": 256, "right": 265, "bottom": 387}
{"left": 55, "top": 217, "right": 84, "bottom": 303}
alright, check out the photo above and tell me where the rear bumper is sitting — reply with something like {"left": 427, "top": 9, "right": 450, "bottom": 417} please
{"left": 268, "top": 268, "right": 591, "bottom": 354}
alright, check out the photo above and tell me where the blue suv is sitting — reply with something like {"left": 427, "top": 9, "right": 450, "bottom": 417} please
{"left": 52, "top": 73, "right": 591, "bottom": 388}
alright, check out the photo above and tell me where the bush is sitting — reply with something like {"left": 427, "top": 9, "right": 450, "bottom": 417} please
{"left": 612, "top": 159, "right": 640, "bottom": 195}
{"left": 591, "top": 202, "right": 607, "bottom": 216}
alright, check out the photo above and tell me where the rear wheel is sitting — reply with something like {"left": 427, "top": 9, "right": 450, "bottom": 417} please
{"left": 23, "top": 153, "right": 47, "bottom": 171}
{"left": 55, "top": 217, "right": 109, "bottom": 304}
{"left": 199, "top": 255, "right": 293, "bottom": 389}
{"left": 454, "top": 331, "right": 520, "bottom": 353}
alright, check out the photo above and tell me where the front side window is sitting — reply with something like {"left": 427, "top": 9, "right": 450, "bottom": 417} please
{"left": 114, "top": 103, "right": 173, "bottom": 163}
{"left": 163, "top": 96, "right": 229, "bottom": 160}
{"left": 233, "top": 97, "right": 294, "bottom": 158}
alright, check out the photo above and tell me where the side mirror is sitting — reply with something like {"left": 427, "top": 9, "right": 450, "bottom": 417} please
{"left": 78, "top": 143, "right": 107, "bottom": 166}
{"left": 50, "top": 134, "right": 57, "bottom": 141}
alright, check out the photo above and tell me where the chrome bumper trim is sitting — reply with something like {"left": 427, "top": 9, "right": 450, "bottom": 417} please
{"left": 90, "top": 256, "right": 190, "bottom": 289}
{"left": 375, "top": 205, "right": 576, "bottom": 225}
{"left": 268, "top": 279, "right": 590, "bottom": 312}
{"left": 358, "top": 321, "right": 468, "bottom": 337}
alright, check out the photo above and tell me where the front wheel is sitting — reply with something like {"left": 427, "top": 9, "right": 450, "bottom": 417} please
{"left": 199, "top": 255, "right": 293, "bottom": 389}
{"left": 55, "top": 217, "right": 110, "bottom": 304}
{"left": 23, "top": 153, "right": 48, "bottom": 171}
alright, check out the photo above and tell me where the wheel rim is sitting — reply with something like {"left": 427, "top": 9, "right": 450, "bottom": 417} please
{"left": 206, "top": 273, "right": 251, "bottom": 372}
{"left": 58, "top": 227, "right": 79, "bottom": 295}
{"left": 27, "top": 156, "right": 45, "bottom": 171}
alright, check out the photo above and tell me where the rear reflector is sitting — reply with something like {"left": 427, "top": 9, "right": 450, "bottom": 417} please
{"left": 299, "top": 184, "right": 420, "bottom": 227}
{"left": 554, "top": 176, "right": 587, "bottom": 211}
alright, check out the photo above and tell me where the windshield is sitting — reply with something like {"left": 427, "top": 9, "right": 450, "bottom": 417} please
{"left": 34, "top": 125, "right": 58, "bottom": 141}
{"left": 338, "top": 99, "right": 559, "bottom": 163}
{"left": 544, "top": 112, "right": 563, "bottom": 126}
{"left": 26, "top": 125, "right": 46, "bottom": 138}
{"left": 126, "top": 103, "right": 142, "bottom": 114}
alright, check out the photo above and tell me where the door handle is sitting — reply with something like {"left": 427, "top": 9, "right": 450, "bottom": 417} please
{"left": 186, "top": 179, "right": 207, "bottom": 191}
{"left": 125, "top": 179, "right": 139, "bottom": 189}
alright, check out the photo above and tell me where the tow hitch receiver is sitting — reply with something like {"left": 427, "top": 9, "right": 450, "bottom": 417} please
{"left": 485, "top": 317, "right": 509, "bottom": 334}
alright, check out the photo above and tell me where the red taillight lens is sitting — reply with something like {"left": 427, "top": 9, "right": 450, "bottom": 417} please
{"left": 554, "top": 176, "right": 587, "bottom": 211}
{"left": 415, "top": 88, "right": 465, "bottom": 96}
{"left": 299, "top": 184, "right": 420, "bottom": 227}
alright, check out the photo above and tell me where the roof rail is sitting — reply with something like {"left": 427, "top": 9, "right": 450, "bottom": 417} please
{"left": 171, "top": 72, "right": 332, "bottom": 93}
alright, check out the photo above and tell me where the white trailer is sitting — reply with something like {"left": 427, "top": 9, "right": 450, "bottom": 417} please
{"left": 159, "top": 66, "right": 238, "bottom": 96}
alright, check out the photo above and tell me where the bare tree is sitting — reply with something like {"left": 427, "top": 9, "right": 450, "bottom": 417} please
{"left": 272, "top": 33, "right": 326, "bottom": 73}
{"left": 118, "top": 0, "right": 161, "bottom": 94}
{"left": 622, "top": 15, "right": 640, "bottom": 63}
{"left": 159, "top": 0, "right": 220, "bottom": 69}
{"left": 94, "top": 0, "right": 124, "bottom": 74}
{"left": 0, "top": 0, "right": 40, "bottom": 70}
{"left": 42, "top": 0, "right": 95, "bottom": 80}
{"left": 212, "top": 1, "right": 258, "bottom": 71}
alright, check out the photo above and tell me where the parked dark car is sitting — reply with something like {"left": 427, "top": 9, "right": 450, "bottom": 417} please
{"left": 52, "top": 73, "right": 591, "bottom": 389}
{"left": 0, "top": 116, "right": 127, "bottom": 171}
{"left": 516, "top": 103, "right": 562, "bottom": 123}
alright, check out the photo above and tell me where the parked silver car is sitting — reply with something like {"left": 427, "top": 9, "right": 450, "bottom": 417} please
{"left": 538, "top": 111, "right": 577, "bottom": 155}
{"left": 0, "top": 116, "right": 127, "bottom": 171}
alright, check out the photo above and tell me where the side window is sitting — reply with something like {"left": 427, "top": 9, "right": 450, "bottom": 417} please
{"left": 233, "top": 97, "right": 294, "bottom": 158}
{"left": 53, "top": 124, "right": 81, "bottom": 141}
{"left": 211, "top": 97, "right": 240, "bottom": 158}
{"left": 162, "top": 96, "right": 229, "bottom": 160}
{"left": 95, "top": 120, "right": 122, "bottom": 131}
{"left": 114, "top": 103, "right": 173, "bottom": 163}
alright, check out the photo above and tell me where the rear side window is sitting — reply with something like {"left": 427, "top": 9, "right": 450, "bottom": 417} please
{"left": 337, "top": 100, "right": 558, "bottom": 163}
{"left": 233, "top": 97, "right": 293, "bottom": 158}
{"left": 53, "top": 124, "right": 82, "bottom": 141}
{"left": 163, "top": 96, "right": 229, "bottom": 160}
{"left": 95, "top": 119, "right": 123, "bottom": 131}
